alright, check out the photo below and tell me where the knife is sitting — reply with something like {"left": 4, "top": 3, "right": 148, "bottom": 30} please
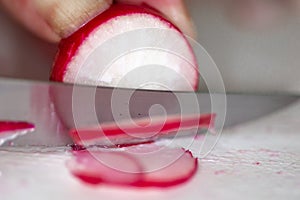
{"left": 0, "top": 77, "right": 298, "bottom": 147}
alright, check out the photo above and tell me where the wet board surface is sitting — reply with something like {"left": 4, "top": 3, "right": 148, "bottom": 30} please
{"left": 0, "top": 101, "right": 299, "bottom": 200}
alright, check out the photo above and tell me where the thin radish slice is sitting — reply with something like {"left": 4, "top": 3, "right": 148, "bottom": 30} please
{"left": 139, "top": 151, "right": 198, "bottom": 187}
{"left": 128, "top": 144, "right": 198, "bottom": 187}
{"left": 51, "top": 3, "right": 199, "bottom": 91}
{"left": 0, "top": 121, "right": 35, "bottom": 145}
{"left": 70, "top": 113, "right": 215, "bottom": 146}
{"left": 67, "top": 144, "right": 198, "bottom": 187}
{"left": 0, "top": 121, "right": 34, "bottom": 132}
{"left": 67, "top": 150, "right": 142, "bottom": 185}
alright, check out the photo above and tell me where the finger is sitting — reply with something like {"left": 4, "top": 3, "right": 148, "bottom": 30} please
{"left": 116, "top": 0, "right": 197, "bottom": 38}
{"left": 0, "top": 0, "right": 59, "bottom": 42}
{"left": 0, "top": 0, "right": 112, "bottom": 42}
{"left": 32, "top": 0, "right": 112, "bottom": 39}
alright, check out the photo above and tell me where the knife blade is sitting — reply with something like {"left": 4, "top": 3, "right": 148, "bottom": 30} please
{"left": 0, "top": 77, "right": 298, "bottom": 146}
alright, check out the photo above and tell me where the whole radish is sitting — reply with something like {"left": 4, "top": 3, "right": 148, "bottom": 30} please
{"left": 51, "top": 3, "right": 199, "bottom": 91}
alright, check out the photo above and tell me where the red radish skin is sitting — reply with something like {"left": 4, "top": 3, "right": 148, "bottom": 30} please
{"left": 67, "top": 144, "right": 198, "bottom": 188}
{"left": 0, "top": 121, "right": 35, "bottom": 133}
{"left": 0, "top": 121, "right": 35, "bottom": 145}
{"left": 51, "top": 3, "right": 199, "bottom": 91}
{"left": 70, "top": 113, "right": 215, "bottom": 146}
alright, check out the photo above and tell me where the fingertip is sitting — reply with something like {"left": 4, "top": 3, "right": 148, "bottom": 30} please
{"left": 0, "top": 0, "right": 60, "bottom": 42}
{"left": 33, "top": 0, "right": 113, "bottom": 39}
{"left": 1, "top": 0, "right": 195, "bottom": 42}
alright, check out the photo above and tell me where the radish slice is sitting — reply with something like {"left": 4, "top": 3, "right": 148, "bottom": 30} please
{"left": 127, "top": 144, "right": 198, "bottom": 187}
{"left": 70, "top": 113, "right": 215, "bottom": 146}
{"left": 67, "top": 144, "right": 198, "bottom": 187}
{"left": 67, "top": 150, "right": 142, "bottom": 185}
{"left": 51, "top": 3, "right": 199, "bottom": 91}
{"left": 140, "top": 151, "right": 197, "bottom": 187}
{"left": 0, "top": 121, "right": 34, "bottom": 132}
{"left": 0, "top": 121, "right": 35, "bottom": 145}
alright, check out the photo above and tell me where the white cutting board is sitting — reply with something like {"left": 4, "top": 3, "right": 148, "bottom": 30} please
{"left": 0, "top": 100, "right": 299, "bottom": 200}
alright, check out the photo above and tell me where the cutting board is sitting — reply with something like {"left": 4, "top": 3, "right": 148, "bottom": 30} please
{"left": 1, "top": 98, "right": 300, "bottom": 200}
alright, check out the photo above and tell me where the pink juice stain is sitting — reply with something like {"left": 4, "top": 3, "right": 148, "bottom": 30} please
{"left": 254, "top": 162, "right": 261, "bottom": 166}
{"left": 0, "top": 121, "right": 35, "bottom": 145}
{"left": 214, "top": 170, "right": 227, "bottom": 175}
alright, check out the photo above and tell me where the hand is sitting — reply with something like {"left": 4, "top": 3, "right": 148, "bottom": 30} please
{"left": 0, "top": 0, "right": 196, "bottom": 43}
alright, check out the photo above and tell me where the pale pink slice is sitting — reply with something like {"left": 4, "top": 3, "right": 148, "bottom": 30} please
{"left": 51, "top": 3, "right": 199, "bottom": 91}
{"left": 0, "top": 121, "right": 35, "bottom": 145}
{"left": 67, "top": 144, "right": 198, "bottom": 187}
{"left": 69, "top": 113, "right": 215, "bottom": 146}
{"left": 67, "top": 150, "right": 142, "bottom": 185}
{"left": 127, "top": 144, "right": 198, "bottom": 187}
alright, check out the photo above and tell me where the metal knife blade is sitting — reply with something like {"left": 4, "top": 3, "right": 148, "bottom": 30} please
{"left": 0, "top": 78, "right": 298, "bottom": 146}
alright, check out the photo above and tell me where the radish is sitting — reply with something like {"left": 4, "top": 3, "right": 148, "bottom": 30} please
{"left": 49, "top": 4, "right": 206, "bottom": 188}
{"left": 51, "top": 3, "right": 199, "bottom": 91}
{"left": 67, "top": 150, "right": 142, "bottom": 185}
{"left": 0, "top": 121, "right": 34, "bottom": 132}
{"left": 67, "top": 144, "right": 198, "bottom": 187}
{"left": 70, "top": 113, "right": 215, "bottom": 147}
{"left": 49, "top": 3, "right": 213, "bottom": 147}
{"left": 0, "top": 121, "right": 35, "bottom": 145}
{"left": 30, "top": 86, "right": 72, "bottom": 145}
{"left": 126, "top": 144, "right": 198, "bottom": 187}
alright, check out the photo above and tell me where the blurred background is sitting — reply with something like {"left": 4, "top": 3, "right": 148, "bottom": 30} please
{"left": 0, "top": 0, "right": 299, "bottom": 94}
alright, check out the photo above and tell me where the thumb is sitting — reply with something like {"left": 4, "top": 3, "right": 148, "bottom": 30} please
{"left": 0, "top": 0, "right": 112, "bottom": 42}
